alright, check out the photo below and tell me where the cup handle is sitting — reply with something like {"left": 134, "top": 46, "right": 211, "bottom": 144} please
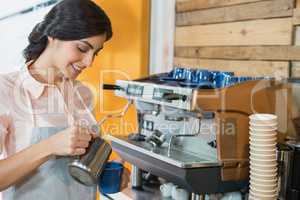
{"left": 160, "top": 185, "right": 164, "bottom": 191}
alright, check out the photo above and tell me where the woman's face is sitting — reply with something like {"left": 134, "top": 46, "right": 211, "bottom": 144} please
{"left": 48, "top": 34, "right": 107, "bottom": 80}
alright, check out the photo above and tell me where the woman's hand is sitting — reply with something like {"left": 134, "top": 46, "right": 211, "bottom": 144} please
{"left": 46, "top": 125, "right": 92, "bottom": 156}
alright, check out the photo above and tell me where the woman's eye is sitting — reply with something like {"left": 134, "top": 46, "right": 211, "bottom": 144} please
{"left": 94, "top": 49, "right": 101, "bottom": 56}
{"left": 77, "top": 47, "right": 88, "bottom": 53}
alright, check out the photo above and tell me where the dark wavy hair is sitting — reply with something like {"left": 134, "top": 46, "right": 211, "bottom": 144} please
{"left": 23, "top": 0, "right": 112, "bottom": 62}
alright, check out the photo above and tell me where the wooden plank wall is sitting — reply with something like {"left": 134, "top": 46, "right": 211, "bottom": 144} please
{"left": 174, "top": 0, "right": 300, "bottom": 78}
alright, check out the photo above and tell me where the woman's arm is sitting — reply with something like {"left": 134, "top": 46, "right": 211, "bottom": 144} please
{"left": 0, "top": 125, "right": 92, "bottom": 191}
{"left": 0, "top": 139, "right": 52, "bottom": 190}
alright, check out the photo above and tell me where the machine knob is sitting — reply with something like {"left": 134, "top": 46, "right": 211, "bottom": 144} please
{"left": 207, "top": 140, "right": 217, "bottom": 148}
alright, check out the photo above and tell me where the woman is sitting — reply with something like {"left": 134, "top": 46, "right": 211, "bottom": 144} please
{"left": 0, "top": 0, "right": 118, "bottom": 199}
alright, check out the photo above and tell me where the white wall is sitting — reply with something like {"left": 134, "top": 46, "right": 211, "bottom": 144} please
{"left": 149, "top": 0, "right": 176, "bottom": 74}
{"left": 0, "top": 1, "right": 53, "bottom": 73}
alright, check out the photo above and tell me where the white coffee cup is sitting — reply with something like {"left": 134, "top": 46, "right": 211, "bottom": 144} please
{"left": 249, "top": 192, "right": 277, "bottom": 200}
{"left": 160, "top": 182, "right": 174, "bottom": 197}
{"left": 249, "top": 152, "right": 276, "bottom": 160}
{"left": 249, "top": 137, "right": 277, "bottom": 145}
{"left": 250, "top": 146, "right": 276, "bottom": 154}
{"left": 249, "top": 114, "right": 277, "bottom": 123}
{"left": 250, "top": 126, "right": 277, "bottom": 132}
{"left": 250, "top": 182, "right": 277, "bottom": 191}
{"left": 171, "top": 186, "right": 189, "bottom": 200}
{"left": 250, "top": 162, "right": 277, "bottom": 171}
{"left": 250, "top": 186, "right": 277, "bottom": 196}
{"left": 250, "top": 131, "right": 277, "bottom": 139}
{"left": 249, "top": 121, "right": 277, "bottom": 127}
{"left": 250, "top": 180, "right": 278, "bottom": 189}
{"left": 249, "top": 141, "right": 277, "bottom": 150}
{"left": 250, "top": 172, "right": 277, "bottom": 181}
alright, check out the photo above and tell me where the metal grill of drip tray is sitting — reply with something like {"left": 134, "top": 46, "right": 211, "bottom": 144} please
{"left": 108, "top": 135, "right": 220, "bottom": 168}
{"left": 109, "top": 135, "right": 247, "bottom": 194}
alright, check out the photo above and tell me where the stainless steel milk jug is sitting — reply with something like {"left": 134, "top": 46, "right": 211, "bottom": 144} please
{"left": 68, "top": 88, "right": 132, "bottom": 186}
{"left": 68, "top": 137, "right": 112, "bottom": 186}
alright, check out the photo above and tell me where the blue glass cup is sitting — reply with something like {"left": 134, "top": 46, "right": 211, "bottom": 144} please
{"left": 192, "top": 69, "right": 213, "bottom": 84}
{"left": 182, "top": 68, "right": 195, "bottom": 82}
{"left": 172, "top": 67, "right": 185, "bottom": 79}
{"left": 168, "top": 70, "right": 174, "bottom": 78}
{"left": 223, "top": 71, "right": 234, "bottom": 76}
{"left": 211, "top": 71, "right": 220, "bottom": 80}
{"left": 99, "top": 162, "right": 124, "bottom": 194}
{"left": 214, "top": 72, "right": 233, "bottom": 88}
{"left": 230, "top": 76, "right": 239, "bottom": 86}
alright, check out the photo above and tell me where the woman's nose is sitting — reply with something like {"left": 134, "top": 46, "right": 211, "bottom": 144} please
{"left": 82, "top": 53, "right": 94, "bottom": 67}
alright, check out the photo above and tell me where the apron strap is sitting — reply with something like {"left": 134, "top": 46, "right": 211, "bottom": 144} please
{"left": 61, "top": 78, "right": 97, "bottom": 128}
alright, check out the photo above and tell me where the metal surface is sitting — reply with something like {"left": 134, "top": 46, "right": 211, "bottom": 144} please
{"left": 277, "top": 142, "right": 300, "bottom": 200}
{"left": 115, "top": 79, "right": 194, "bottom": 110}
{"left": 287, "top": 140, "right": 300, "bottom": 148}
{"left": 168, "top": 134, "right": 198, "bottom": 157}
{"left": 111, "top": 139, "right": 248, "bottom": 194}
{"left": 109, "top": 135, "right": 220, "bottom": 168}
{"left": 68, "top": 138, "right": 112, "bottom": 186}
{"left": 131, "top": 165, "right": 143, "bottom": 188}
{"left": 287, "top": 141, "right": 300, "bottom": 200}
{"left": 68, "top": 160, "right": 95, "bottom": 186}
{"left": 277, "top": 144, "right": 294, "bottom": 200}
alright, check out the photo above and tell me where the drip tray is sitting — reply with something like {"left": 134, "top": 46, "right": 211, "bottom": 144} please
{"left": 109, "top": 135, "right": 248, "bottom": 194}
{"left": 108, "top": 135, "right": 220, "bottom": 168}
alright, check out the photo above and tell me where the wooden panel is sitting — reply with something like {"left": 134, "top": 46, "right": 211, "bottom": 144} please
{"left": 293, "top": 9, "right": 300, "bottom": 25}
{"left": 175, "top": 46, "right": 300, "bottom": 61}
{"left": 292, "top": 62, "right": 300, "bottom": 77}
{"left": 176, "top": 0, "right": 293, "bottom": 26}
{"left": 176, "top": 0, "right": 264, "bottom": 12}
{"left": 293, "top": 18, "right": 300, "bottom": 77}
{"left": 294, "top": 26, "right": 300, "bottom": 46}
{"left": 297, "top": 0, "right": 300, "bottom": 8}
{"left": 175, "top": 18, "right": 293, "bottom": 47}
{"left": 174, "top": 57, "right": 290, "bottom": 77}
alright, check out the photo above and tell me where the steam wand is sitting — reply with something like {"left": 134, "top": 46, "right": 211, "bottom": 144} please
{"left": 90, "top": 99, "right": 133, "bottom": 137}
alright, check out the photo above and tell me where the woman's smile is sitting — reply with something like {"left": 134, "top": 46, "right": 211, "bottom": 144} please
{"left": 71, "top": 64, "right": 83, "bottom": 73}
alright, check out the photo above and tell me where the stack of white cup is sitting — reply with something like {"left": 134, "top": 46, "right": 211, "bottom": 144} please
{"left": 248, "top": 114, "right": 278, "bottom": 200}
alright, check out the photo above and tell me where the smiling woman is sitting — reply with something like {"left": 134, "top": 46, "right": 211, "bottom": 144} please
{"left": 0, "top": 0, "right": 114, "bottom": 200}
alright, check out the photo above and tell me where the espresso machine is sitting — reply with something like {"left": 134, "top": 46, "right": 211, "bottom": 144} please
{"left": 105, "top": 71, "right": 294, "bottom": 197}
